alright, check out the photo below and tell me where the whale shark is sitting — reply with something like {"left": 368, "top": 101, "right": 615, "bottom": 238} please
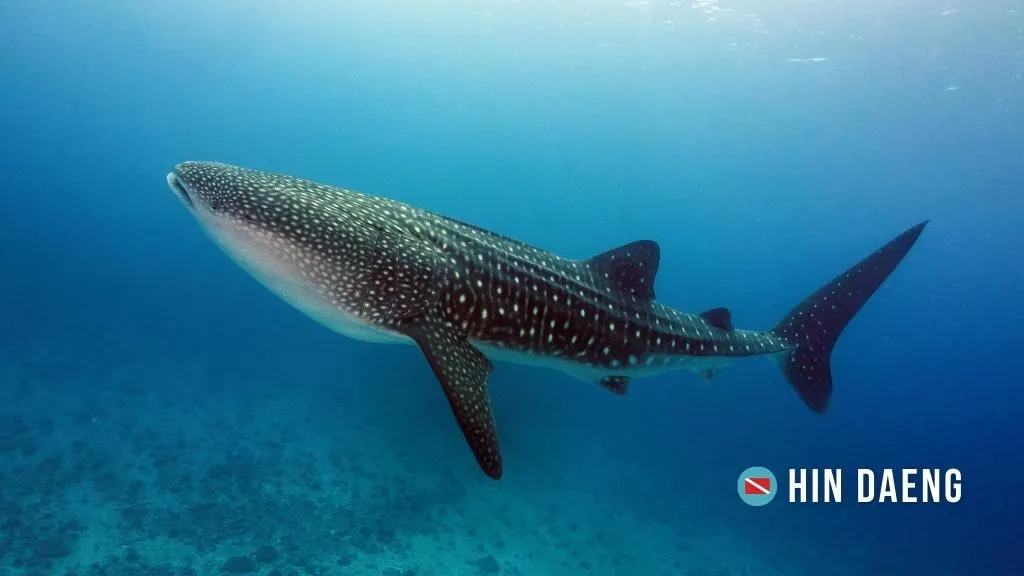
{"left": 167, "top": 161, "right": 928, "bottom": 479}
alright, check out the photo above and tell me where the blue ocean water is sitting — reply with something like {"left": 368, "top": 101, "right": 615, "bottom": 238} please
{"left": 1, "top": 1, "right": 1021, "bottom": 574}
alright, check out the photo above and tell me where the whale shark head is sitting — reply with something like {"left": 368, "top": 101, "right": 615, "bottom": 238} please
{"left": 166, "top": 161, "right": 396, "bottom": 341}
{"left": 166, "top": 161, "right": 315, "bottom": 280}
{"left": 167, "top": 160, "right": 299, "bottom": 234}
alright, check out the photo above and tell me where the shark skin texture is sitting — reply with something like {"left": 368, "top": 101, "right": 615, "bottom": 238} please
{"left": 168, "top": 161, "right": 928, "bottom": 480}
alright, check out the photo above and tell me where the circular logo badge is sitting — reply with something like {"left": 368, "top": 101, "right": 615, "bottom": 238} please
{"left": 737, "top": 466, "right": 778, "bottom": 506}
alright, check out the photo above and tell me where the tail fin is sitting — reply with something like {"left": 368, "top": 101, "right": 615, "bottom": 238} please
{"left": 772, "top": 221, "right": 929, "bottom": 413}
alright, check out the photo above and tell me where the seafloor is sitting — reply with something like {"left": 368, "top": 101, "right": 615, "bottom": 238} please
{"left": 1, "top": 334, "right": 854, "bottom": 576}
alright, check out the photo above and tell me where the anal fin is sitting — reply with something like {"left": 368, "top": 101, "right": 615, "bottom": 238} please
{"left": 405, "top": 314, "right": 502, "bottom": 480}
{"left": 699, "top": 369, "right": 719, "bottom": 381}
{"left": 597, "top": 376, "right": 630, "bottom": 395}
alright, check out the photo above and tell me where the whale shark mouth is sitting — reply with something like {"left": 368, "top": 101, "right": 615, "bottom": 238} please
{"left": 167, "top": 172, "right": 194, "bottom": 209}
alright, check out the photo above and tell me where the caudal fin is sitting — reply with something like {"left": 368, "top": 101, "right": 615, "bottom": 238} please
{"left": 772, "top": 221, "right": 929, "bottom": 413}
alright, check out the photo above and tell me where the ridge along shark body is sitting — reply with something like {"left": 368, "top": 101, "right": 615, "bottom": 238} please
{"left": 167, "top": 161, "right": 928, "bottom": 480}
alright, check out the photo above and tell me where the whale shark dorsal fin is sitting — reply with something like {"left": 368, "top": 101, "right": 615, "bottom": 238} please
{"left": 586, "top": 240, "right": 661, "bottom": 301}
{"left": 405, "top": 314, "right": 503, "bottom": 480}
{"left": 700, "top": 307, "right": 734, "bottom": 331}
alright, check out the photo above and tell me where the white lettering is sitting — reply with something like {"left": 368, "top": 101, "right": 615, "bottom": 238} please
{"left": 946, "top": 469, "right": 962, "bottom": 503}
{"left": 902, "top": 468, "right": 918, "bottom": 503}
{"left": 858, "top": 469, "right": 874, "bottom": 502}
{"left": 825, "top": 469, "right": 842, "bottom": 503}
{"left": 879, "top": 469, "right": 898, "bottom": 502}
{"left": 855, "top": 468, "right": 962, "bottom": 503}
{"left": 789, "top": 468, "right": 807, "bottom": 503}
{"left": 788, "top": 469, "right": 842, "bottom": 503}
{"left": 922, "top": 469, "right": 940, "bottom": 502}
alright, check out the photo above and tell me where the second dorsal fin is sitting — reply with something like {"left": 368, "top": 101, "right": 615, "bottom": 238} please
{"left": 587, "top": 240, "right": 660, "bottom": 301}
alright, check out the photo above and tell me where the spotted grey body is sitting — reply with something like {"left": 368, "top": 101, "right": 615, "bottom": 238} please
{"left": 167, "top": 161, "right": 928, "bottom": 480}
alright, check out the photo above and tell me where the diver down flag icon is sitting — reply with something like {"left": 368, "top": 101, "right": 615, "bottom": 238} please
{"left": 737, "top": 466, "right": 778, "bottom": 506}
{"left": 744, "top": 476, "right": 772, "bottom": 495}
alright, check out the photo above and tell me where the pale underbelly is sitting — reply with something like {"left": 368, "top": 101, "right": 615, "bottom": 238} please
{"left": 305, "top": 305, "right": 723, "bottom": 382}
{"left": 471, "top": 342, "right": 734, "bottom": 383}
{"left": 204, "top": 220, "right": 413, "bottom": 346}
{"left": 281, "top": 285, "right": 734, "bottom": 381}
{"left": 206, "top": 222, "right": 738, "bottom": 380}
{"left": 299, "top": 297, "right": 736, "bottom": 382}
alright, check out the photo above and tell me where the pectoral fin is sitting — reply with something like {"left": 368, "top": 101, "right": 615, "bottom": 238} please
{"left": 405, "top": 314, "right": 502, "bottom": 480}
